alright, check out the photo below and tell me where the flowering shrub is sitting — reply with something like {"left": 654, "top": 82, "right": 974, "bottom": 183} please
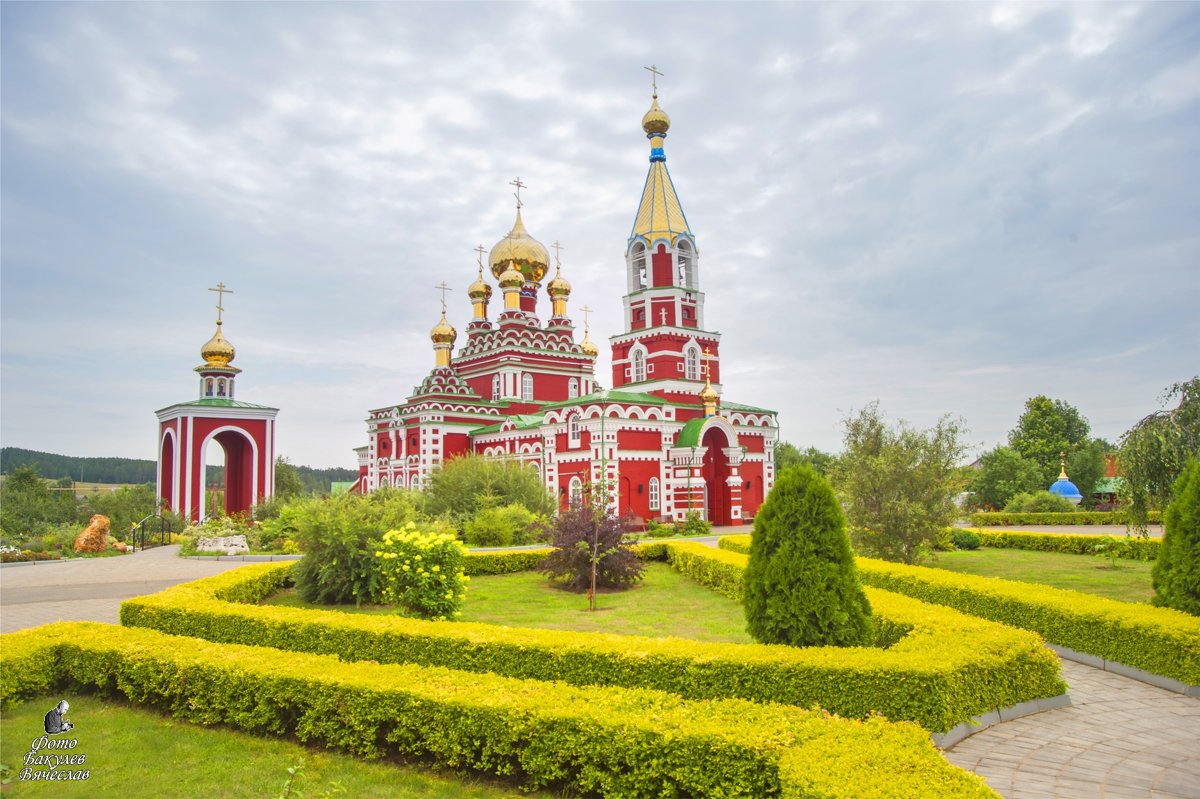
{"left": 377, "top": 522, "right": 468, "bottom": 620}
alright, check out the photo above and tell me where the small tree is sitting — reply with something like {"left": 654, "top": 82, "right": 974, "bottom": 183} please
{"left": 969, "top": 446, "right": 1045, "bottom": 510}
{"left": 423, "top": 454, "right": 555, "bottom": 529}
{"left": 743, "top": 465, "right": 873, "bottom": 647}
{"left": 1009, "top": 395, "right": 1091, "bottom": 484}
{"left": 836, "top": 403, "right": 967, "bottom": 564}
{"left": 1120, "top": 378, "right": 1200, "bottom": 528}
{"left": 538, "top": 504, "right": 643, "bottom": 610}
{"left": 1152, "top": 459, "right": 1200, "bottom": 615}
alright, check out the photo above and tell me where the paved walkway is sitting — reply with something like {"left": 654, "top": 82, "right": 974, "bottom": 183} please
{"left": 2, "top": 546, "right": 1197, "bottom": 798}
{"left": 947, "top": 659, "right": 1200, "bottom": 798}
{"left": 0, "top": 545, "right": 245, "bottom": 633}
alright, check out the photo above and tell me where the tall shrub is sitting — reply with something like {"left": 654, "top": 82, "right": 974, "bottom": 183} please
{"left": 1152, "top": 459, "right": 1200, "bottom": 615}
{"left": 270, "top": 489, "right": 421, "bottom": 605}
{"left": 423, "top": 455, "right": 555, "bottom": 529}
{"left": 377, "top": 522, "right": 468, "bottom": 620}
{"left": 743, "top": 465, "right": 873, "bottom": 647}
{"left": 538, "top": 506, "right": 643, "bottom": 605}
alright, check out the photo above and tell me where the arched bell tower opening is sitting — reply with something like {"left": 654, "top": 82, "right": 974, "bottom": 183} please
{"left": 200, "top": 427, "right": 258, "bottom": 521}
{"left": 157, "top": 430, "right": 177, "bottom": 513}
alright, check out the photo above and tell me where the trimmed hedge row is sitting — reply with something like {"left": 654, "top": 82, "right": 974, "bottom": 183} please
{"left": 463, "top": 547, "right": 554, "bottom": 575}
{"left": 970, "top": 529, "right": 1160, "bottom": 560}
{"left": 721, "top": 534, "right": 1199, "bottom": 684}
{"left": 0, "top": 622, "right": 998, "bottom": 799}
{"left": 120, "top": 554, "right": 1065, "bottom": 733}
{"left": 855, "top": 556, "right": 1200, "bottom": 684}
{"left": 969, "top": 510, "right": 1162, "bottom": 527}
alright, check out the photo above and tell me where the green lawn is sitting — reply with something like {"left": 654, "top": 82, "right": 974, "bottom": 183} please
{"left": 0, "top": 694, "right": 546, "bottom": 799}
{"left": 264, "top": 562, "right": 754, "bottom": 644}
{"left": 929, "top": 548, "right": 1155, "bottom": 603}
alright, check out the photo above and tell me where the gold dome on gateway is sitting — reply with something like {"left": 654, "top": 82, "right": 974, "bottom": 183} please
{"left": 200, "top": 322, "right": 236, "bottom": 367}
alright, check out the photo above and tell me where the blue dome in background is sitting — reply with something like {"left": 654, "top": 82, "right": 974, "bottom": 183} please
{"left": 1047, "top": 452, "right": 1083, "bottom": 504}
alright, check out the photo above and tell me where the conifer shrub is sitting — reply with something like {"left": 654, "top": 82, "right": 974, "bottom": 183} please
{"left": 377, "top": 522, "right": 468, "bottom": 620}
{"left": 743, "top": 465, "right": 874, "bottom": 647}
{"left": 1153, "top": 459, "right": 1200, "bottom": 615}
{"left": 951, "top": 529, "right": 981, "bottom": 550}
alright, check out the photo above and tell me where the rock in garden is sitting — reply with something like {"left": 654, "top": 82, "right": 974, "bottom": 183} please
{"left": 74, "top": 515, "right": 110, "bottom": 553}
{"left": 196, "top": 535, "right": 249, "bottom": 556}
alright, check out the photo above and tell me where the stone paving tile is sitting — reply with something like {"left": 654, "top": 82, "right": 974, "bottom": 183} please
{"left": 946, "top": 659, "right": 1200, "bottom": 799}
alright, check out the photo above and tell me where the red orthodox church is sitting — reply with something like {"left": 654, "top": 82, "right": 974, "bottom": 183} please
{"left": 156, "top": 285, "right": 279, "bottom": 522}
{"left": 356, "top": 86, "right": 779, "bottom": 525}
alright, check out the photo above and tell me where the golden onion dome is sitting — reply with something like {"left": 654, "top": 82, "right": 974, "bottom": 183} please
{"left": 430, "top": 312, "right": 457, "bottom": 345}
{"left": 642, "top": 94, "right": 670, "bottom": 136}
{"left": 699, "top": 378, "right": 718, "bottom": 403}
{"left": 200, "top": 322, "right": 236, "bottom": 367}
{"left": 546, "top": 265, "right": 571, "bottom": 298}
{"left": 489, "top": 209, "right": 549, "bottom": 284}
{"left": 580, "top": 330, "right": 599, "bottom": 356}
{"left": 467, "top": 269, "right": 492, "bottom": 302}
{"left": 497, "top": 260, "right": 524, "bottom": 290}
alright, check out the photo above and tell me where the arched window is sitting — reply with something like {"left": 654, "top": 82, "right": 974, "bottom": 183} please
{"left": 569, "top": 476, "right": 584, "bottom": 506}
{"left": 677, "top": 240, "right": 693, "bottom": 288}
{"left": 631, "top": 349, "right": 646, "bottom": 383}
{"left": 631, "top": 242, "right": 647, "bottom": 290}
{"left": 205, "top": 378, "right": 214, "bottom": 397}
{"left": 685, "top": 347, "right": 700, "bottom": 381}
{"left": 522, "top": 373, "right": 534, "bottom": 401}
{"left": 568, "top": 415, "right": 581, "bottom": 447}
{"left": 217, "top": 379, "right": 227, "bottom": 397}
{"left": 649, "top": 477, "right": 660, "bottom": 511}
{"left": 492, "top": 374, "right": 501, "bottom": 401}
{"left": 568, "top": 377, "right": 579, "bottom": 399}
{"left": 227, "top": 379, "right": 234, "bottom": 399}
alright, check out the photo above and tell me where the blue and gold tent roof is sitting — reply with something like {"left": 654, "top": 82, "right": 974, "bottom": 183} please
{"left": 629, "top": 91, "right": 691, "bottom": 247}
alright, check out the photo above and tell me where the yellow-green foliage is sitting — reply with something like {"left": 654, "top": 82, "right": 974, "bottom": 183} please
{"left": 463, "top": 547, "right": 554, "bottom": 575}
{"left": 970, "top": 529, "right": 1160, "bottom": 560}
{"left": 855, "top": 557, "right": 1200, "bottom": 684}
{"left": 970, "top": 510, "right": 1162, "bottom": 526}
{"left": 720, "top": 534, "right": 754, "bottom": 555}
{"left": 377, "top": 523, "right": 468, "bottom": 620}
{"left": 120, "top": 546, "right": 1064, "bottom": 733}
{"left": 0, "top": 622, "right": 997, "bottom": 799}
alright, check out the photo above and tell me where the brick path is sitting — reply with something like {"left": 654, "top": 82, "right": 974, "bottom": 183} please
{"left": 2, "top": 545, "right": 1197, "bottom": 798}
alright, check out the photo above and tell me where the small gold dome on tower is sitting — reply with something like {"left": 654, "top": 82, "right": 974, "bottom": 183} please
{"left": 430, "top": 312, "right": 457, "bottom": 345}
{"left": 546, "top": 265, "right": 571, "bottom": 299}
{"left": 699, "top": 381, "right": 718, "bottom": 404}
{"left": 489, "top": 209, "right": 549, "bottom": 284}
{"left": 200, "top": 322, "right": 236, "bottom": 367}
{"left": 642, "top": 94, "right": 670, "bottom": 136}
{"left": 467, "top": 269, "right": 492, "bottom": 302}
{"left": 498, "top": 260, "right": 524, "bottom": 290}
{"left": 580, "top": 330, "right": 599, "bottom": 356}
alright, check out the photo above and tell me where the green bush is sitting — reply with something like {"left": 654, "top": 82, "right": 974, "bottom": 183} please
{"left": 970, "top": 510, "right": 1163, "bottom": 526}
{"left": 969, "top": 529, "right": 1159, "bottom": 560}
{"left": 422, "top": 455, "right": 555, "bottom": 529}
{"left": 644, "top": 519, "right": 677, "bottom": 538}
{"left": 462, "top": 548, "right": 553, "bottom": 575}
{"left": 677, "top": 510, "right": 712, "bottom": 537}
{"left": 1003, "top": 492, "right": 1078, "bottom": 513}
{"left": 538, "top": 506, "right": 643, "bottom": 594}
{"left": 744, "top": 465, "right": 873, "bottom": 647}
{"left": 1153, "top": 459, "right": 1200, "bottom": 615}
{"left": 119, "top": 551, "right": 1065, "bottom": 733}
{"left": 951, "top": 529, "right": 981, "bottom": 550}
{"left": 855, "top": 556, "right": 1200, "bottom": 685}
{"left": 377, "top": 522, "right": 468, "bottom": 620}
{"left": 462, "top": 503, "right": 538, "bottom": 547}
{"left": 2, "top": 622, "right": 1000, "bottom": 799}
{"left": 269, "top": 489, "right": 422, "bottom": 605}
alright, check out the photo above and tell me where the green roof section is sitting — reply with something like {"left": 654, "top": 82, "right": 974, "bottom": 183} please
{"left": 470, "top": 413, "right": 547, "bottom": 436}
{"left": 158, "top": 397, "right": 277, "bottom": 412}
{"left": 540, "top": 389, "right": 669, "bottom": 412}
{"left": 330, "top": 481, "right": 357, "bottom": 495}
{"left": 1094, "top": 476, "right": 1125, "bottom": 494}
{"left": 720, "top": 399, "right": 777, "bottom": 414}
{"left": 675, "top": 417, "right": 707, "bottom": 448}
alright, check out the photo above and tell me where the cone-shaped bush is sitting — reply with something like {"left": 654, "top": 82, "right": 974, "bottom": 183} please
{"left": 1152, "top": 459, "right": 1200, "bottom": 615}
{"left": 744, "top": 464, "right": 874, "bottom": 646}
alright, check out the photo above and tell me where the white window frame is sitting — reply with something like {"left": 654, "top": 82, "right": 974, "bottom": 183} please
{"left": 568, "top": 377, "right": 579, "bottom": 399}
{"left": 649, "top": 477, "right": 660, "bottom": 511}
{"left": 568, "top": 415, "right": 581, "bottom": 447}
{"left": 685, "top": 347, "right": 700, "bottom": 381}
{"left": 631, "top": 349, "right": 646, "bottom": 383}
{"left": 522, "top": 373, "right": 534, "bottom": 401}
{"left": 492, "top": 374, "right": 501, "bottom": 401}
{"left": 569, "top": 476, "right": 584, "bottom": 506}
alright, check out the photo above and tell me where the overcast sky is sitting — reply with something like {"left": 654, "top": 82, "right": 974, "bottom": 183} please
{"left": 2, "top": 1, "right": 1197, "bottom": 471}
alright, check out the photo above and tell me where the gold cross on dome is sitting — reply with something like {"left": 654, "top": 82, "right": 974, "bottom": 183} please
{"left": 434, "top": 281, "right": 452, "bottom": 314}
{"left": 473, "top": 244, "right": 487, "bottom": 270}
{"left": 552, "top": 240, "right": 564, "bottom": 267}
{"left": 510, "top": 177, "right": 526, "bottom": 209}
{"left": 644, "top": 64, "right": 663, "bottom": 95}
{"left": 703, "top": 346, "right": 713, "bottom": 379}
{"left": 207, "top": 282, "right": 233, "bottom": 324}
{"left": 580, "top": 304, "right": 593, "bottom": 330}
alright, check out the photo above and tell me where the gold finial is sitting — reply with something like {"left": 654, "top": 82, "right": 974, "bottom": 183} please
{"left": 434, "top": 281, "right": 453, "bottom": 314}
{"left": 644, "top": 64, "right": 663, "bottom": 97}
{"left": 581, "top": 305, "right": 593, "bottom": 328}
{"left": 474, "top": 244, "right": 487, "bottom": 270}
{"left": 579, "top": 304, "right": 598, "bottom": 355}
{"left": 208, "top": 282, "right": 233, "bottom": 324}
{"left": 552, "top": 240, "right": 563, "bottom": 268}
{"left": 1059, "top": 451, "right": 1069, "bottom": 479}
{"left": 700, "top": 346, "right": 718, "bottom": 413}
{"left": 510, "top": 176, "right": 526, "bottom": 209}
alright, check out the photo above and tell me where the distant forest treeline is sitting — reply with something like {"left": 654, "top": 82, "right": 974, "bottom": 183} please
{"left": 0, "top": 448, "right": 357, "bottom": 495}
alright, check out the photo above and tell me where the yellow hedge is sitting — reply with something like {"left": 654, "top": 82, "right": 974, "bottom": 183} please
{"left": 120, "top": 548, "right": 1064, "bottom": 733}
{"left": 0, "top": 622, "right": 998, "bottom": 799}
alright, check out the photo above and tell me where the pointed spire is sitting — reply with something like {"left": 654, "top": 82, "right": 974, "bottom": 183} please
{"left": 630, "top": 74, "right": 690, "bottom": 245}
